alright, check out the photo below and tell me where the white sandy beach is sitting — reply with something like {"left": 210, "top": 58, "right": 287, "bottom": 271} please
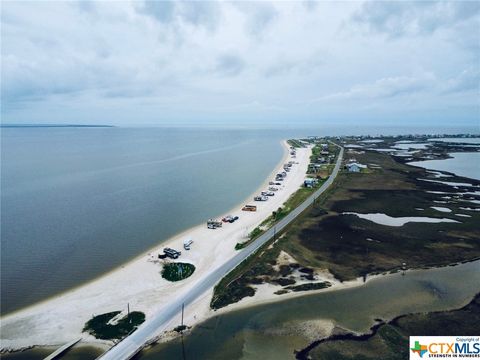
{"left": 0, "top": 141, "right": 314, "bottom": 351}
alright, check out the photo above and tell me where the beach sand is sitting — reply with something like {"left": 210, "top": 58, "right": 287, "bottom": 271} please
{"left": 0, "top": 140, "right": 313, "bottom": 351}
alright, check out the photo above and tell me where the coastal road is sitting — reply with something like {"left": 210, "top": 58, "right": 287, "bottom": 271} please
{"left": 98, "top": 143, "right": 344, "bottom": 360}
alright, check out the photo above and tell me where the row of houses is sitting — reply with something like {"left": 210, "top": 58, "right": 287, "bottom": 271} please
{"left": 309, "top": 156, "right": 335, "bottom": 173}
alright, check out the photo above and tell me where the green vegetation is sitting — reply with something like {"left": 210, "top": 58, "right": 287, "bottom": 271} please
{"left": 285, "top": 281, "right": 331, "bottom": 292}
{"left": 249, "top": 226, "right": 263, "bottom": 240}
{"left": 306, "top": 293, "right": 480, "bottom": 360}
{"left": 271, "top": 277, "right": 296, "bottom": 286}
{"left": 173, "top": 325, "right": 187, "bottom": 333}
{"left": 211, "top": 244, "right": 280, "bottom": 310}
{"left": 213, "top": 143, "right": 480, "bottom": 309}
{"left": 235, "top": 226, "right": 264, "bottom": 249}
{"left": 309, "top": 141, "right": 339, "bottom": 165}
{"left": 310, "top": 144, "right": 321, "bottom": 163}
{"left": 287, "top": 139, "right": 304, "bottom": 148}
{"left": 83, "top": 311, "right": 145, "bottom": 340}
{"left": 162, "top": 262, "right": 195, "bottom": 282}
{"left": 283, "top": 187, "right": 317, "bottom": 212}
{"left": 234, "top": 187, "right": 321, "bottom": 251}
{"left": 235, "top": 242, "right": 248, "bottom": 250}
{"left": 235, "top": 242, "right": 246, "bottom": 250}
{"left": 211, "top": 277, "right": 256, "bottom": 310}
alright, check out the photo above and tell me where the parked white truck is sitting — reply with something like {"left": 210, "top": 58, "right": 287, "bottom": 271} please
{"left": 183, "top": 238, "right": 193, "bottom": 250}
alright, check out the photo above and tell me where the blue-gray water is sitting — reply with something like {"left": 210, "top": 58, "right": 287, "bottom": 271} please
{"left": 408, "top": 152, "right": 480, "bottom": 180}
{"left": 1, "top": 127, "right": 300, "bottom": 315}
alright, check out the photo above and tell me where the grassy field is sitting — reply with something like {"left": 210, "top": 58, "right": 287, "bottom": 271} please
{"left": 211, "top": 145, "right": 480, "bottom": 309}
{"left": 83, "top": 311, "right": 145, "bottom": 340}
{"left": 302, "top": 293, "right": 480, "bottom": 360}
{"left": 162, "top": 262, "right": 195, "bottom": 282}
{"left": 287, "top": 139, "right": 305, "bottom": 148}
{"left": 294, "top": 149, "right": 480, "bottom": 281}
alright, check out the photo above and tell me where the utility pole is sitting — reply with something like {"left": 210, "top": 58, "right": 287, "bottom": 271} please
{"left": 181, "top": 303, "right": 184, "bottom": 327}
{"left": 181, "top": 332, "right": 187, "bottom": 360}
{"left": 127, "top": 303, "right": 131, "bottom": 324}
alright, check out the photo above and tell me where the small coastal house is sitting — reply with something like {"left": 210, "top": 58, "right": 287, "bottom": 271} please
{"left": 304, "top": 178, "right": 318, "bottom": 188}
{"left": 346, "top": 163, "right": 367, "bottom": 173}
{"left": 308, "top": 163, "right": 323, "bottom": 173}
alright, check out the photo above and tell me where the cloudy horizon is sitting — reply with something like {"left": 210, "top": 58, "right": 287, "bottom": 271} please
{"left": 1, "top": 1, "right": 479, "bottom": 128}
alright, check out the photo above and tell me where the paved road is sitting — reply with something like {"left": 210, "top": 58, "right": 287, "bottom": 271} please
{"left": 98, "top": 143, "right": 344, "bottom": 360}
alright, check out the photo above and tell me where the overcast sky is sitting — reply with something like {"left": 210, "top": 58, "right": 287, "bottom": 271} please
{"left": 1, "top": 1, "right": 479, "bottom": 128}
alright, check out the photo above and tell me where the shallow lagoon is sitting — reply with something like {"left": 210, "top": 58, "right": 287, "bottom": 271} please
{"left": 139, "top": 261, "right": 480, "bottom": 360}
{"left": 408, "top": 152, "right": 480, "bottom": 180}
{"left": 428, "top": 137, "right": 480, "bottom": 144}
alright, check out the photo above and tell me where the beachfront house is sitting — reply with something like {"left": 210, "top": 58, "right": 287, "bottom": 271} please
{"left": 304, "top": 178, "right": 318, "bottom": 188}
{"left": 308, "top": 163, "right": 323, "bottom": 173}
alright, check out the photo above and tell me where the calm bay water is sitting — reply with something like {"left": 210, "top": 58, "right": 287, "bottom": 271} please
{"left": 141, "top": 261, "right": 480, "bottom": 360}
{"left": 1, "top": 127, "right": 307, "bottom": 315}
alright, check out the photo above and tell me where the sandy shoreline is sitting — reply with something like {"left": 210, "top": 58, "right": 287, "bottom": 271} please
{"left": 0, "top": 140, "right": 311, "bottom": 351}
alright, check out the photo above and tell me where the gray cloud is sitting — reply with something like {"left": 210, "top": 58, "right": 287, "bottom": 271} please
{"left": 302, "top": 0, "right": 318, "bottom": 12}
{"left": 75, "top": 0, "right": 96, "bottom": 14}
{"left": 315, "top": 74, "right": 435, "bottom": 102}
{"left": 353, "top": 1, "right": 480, "bottom": 37}
{"left": 264, "top": 52, "right": 325, "bottom": 78}
{"left": 214, "top": 54, "right": 246, "bottom": 77}
{"left": 264, "top": 61, "right": 296, "bottom": 77}
{"left": 138, "top": 1, "right": 219, "bottom": 30}
{"left": 249, "top": 4, "right": 277, "bottom": 35}
{"left": 140, "top": 1, "right": 175, "bottom": 23}
{"left": 179, "top": 1, "right": 219, "bottom": 30}
{"left": 233, "top": 2, "right": 277, "bottom": 36}
{"left": 442, "top": 68, "right": 480, "bottom": 94}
